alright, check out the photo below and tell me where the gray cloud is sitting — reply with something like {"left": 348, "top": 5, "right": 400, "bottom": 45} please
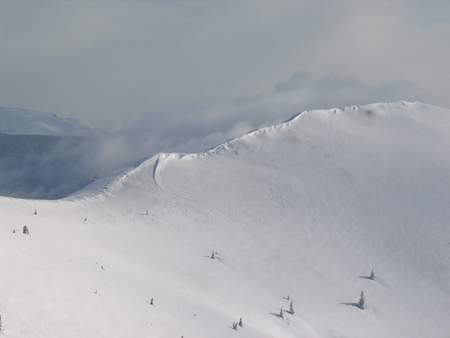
{"left": 1, "top": 0, "right": 448, "bottom": 129}
{"left": 113, "top": 70, "right": 427, "bottom": 161}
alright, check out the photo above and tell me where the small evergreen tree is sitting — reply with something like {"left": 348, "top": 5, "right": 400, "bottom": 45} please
{"left": 288, "top": 300, "right": 295, "bottom": 315}
{"left": 279, "top": 308, "right": 284, "bottom": 319}
{"left": 358, "top": 291, "right": 365, "bottom": 309}
{"left": 232, "top": 321, "right": 238, "bottom": 330}
{"left": 210, "top": 250, "right": 215, "bottom": 259}
{"left": 238, "top": 317, "right": 243, "bottom": 327}
{"left": 150, "top": 297, "right": 154, "bottom": 305}
{"left": 33, "top": 209, "right": 37, "bottom": 215}
{"left": 369, "top": 268, "right": 375, "bottom": 280}
{"left": 22, "top": 225, "right": 29, "bottom": 235}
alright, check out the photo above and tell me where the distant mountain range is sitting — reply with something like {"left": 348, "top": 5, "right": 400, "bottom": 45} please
{"left": 0, "top": 107, "right": 91, "bottom": 136}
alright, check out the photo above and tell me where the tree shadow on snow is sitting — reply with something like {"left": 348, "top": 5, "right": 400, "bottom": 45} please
{"left": 358, "top": 275, "right": 374, "bottom": 280}
{"left": 340, "top": 302, "right": 363, "bottom": 310}
{"left": 269, "top": 311, "right": 284, "bottom": 318}
{"left": 203, "top": 252, "right": 225, "bottom": 264}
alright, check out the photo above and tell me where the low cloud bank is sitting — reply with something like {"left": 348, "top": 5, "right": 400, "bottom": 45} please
{"left": 0, "top": 72, "right": 428, "bottom": 199}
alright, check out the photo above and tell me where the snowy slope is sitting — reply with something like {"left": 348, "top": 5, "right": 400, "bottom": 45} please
{"left": 0, "top": 107, "right": 90, "bottom": 136}
{"left": 0, "top": 101, "right": 449, "bottom": 338}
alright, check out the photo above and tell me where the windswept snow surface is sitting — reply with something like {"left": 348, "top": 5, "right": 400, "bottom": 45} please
{"left": 1, "top": 101, "right": 450, "bottom": 338}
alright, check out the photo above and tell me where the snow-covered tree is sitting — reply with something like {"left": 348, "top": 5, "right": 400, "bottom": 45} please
{"left": 22, "top": 225, "right": 29, "bottom": 235}
{"left": 358, "top": 291, "right": 365, "bottom": 309}
{"left": 210, "top": 250, "right": 215, "bottom": 259}
{"left": 279, "top": 308, "right": 284, "bottom": 319}
{"left": 288, "top": 300, "right": 295, "bottom": 315}
{"left": 369, "top": 268, "right": 375, "bottom": 280}
{"left": 232, "top": 321, "right": 238, "bottom": 330}
{"left": 238, "top": 317, "right": 243, "bottom": 327}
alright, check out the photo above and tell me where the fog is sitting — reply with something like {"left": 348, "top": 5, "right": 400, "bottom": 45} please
{"left": 1, "top": 1, "right": 449, "bottom": 129}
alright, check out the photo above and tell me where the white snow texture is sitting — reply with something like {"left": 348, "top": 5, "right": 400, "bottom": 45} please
{"left": 0, "top": 101, "right": 449, "bottom": 338}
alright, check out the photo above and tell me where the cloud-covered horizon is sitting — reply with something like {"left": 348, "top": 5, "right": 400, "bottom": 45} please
{"left": 1, "top": 0, "right": 449, "bottom": 131}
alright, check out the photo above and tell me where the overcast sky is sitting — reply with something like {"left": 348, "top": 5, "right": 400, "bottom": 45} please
{"left": 1, "top": 0, "right": 449, "bottom": 134}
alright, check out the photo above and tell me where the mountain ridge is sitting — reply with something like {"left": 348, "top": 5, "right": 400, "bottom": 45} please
{"left": 66, "top": 100, "right": 448, "bottom": 200}
{"left": 0, "top": 106, "right": 91, "bottom": 136}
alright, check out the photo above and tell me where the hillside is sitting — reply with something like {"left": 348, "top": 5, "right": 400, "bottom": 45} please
{"left": 0, "top": 101, "right": 449, "bottom": 338}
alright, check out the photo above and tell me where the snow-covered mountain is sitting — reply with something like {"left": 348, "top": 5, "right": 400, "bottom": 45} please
{"left": 0, "top": 107, "right": 95, "bottom": 198}
{"left": 0, "top": 107, "right": 91, "bottom": 136}
{"left": 0, "top": 101, "right": 449, "bottom": 338}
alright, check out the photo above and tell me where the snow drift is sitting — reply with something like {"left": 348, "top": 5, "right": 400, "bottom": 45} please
{"left": 0, "top": 101, "right": 449, "bottom": 338}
